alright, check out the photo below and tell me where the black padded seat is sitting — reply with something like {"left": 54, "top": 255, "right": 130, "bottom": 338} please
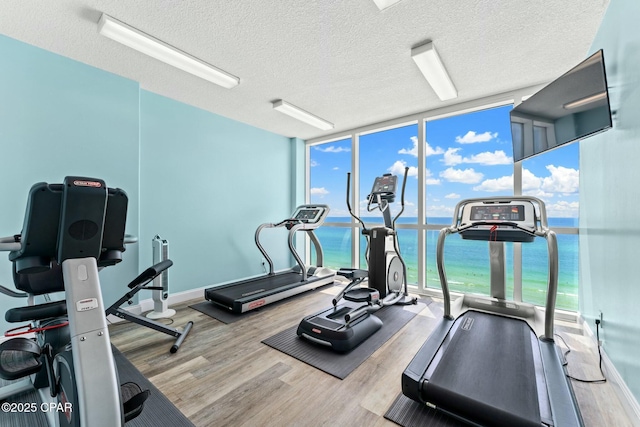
{"left": 5, "top": 300, "right": 67, "bottom": 323}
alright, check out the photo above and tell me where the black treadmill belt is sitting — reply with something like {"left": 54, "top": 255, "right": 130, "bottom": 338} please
{"left": 425, "top": 311, "right": 540, "bottom": 427}
{"left": 207, "top": 272, "right": 305, "bottom": 306}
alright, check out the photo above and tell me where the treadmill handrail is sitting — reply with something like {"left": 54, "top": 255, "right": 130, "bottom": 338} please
{"left": 254, "top": 205, "right": 330, "bottom": 278}
{"left": 438, "top": 196, "right": 559, "bottom": 340}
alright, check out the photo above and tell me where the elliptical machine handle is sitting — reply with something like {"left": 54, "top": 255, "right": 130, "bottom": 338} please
{"left": 346, "top": 172, "right": 367, "bottom": 232}
{"left": 392, "top": 167, "right": 409, "bottom": 229}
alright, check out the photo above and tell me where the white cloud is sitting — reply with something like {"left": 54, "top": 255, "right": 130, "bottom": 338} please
{"left": 445, "top": 193, "right": 461, "bottom": 199}
{"left": 426, "top": 168, "right": 441, "bottom": 185}
{"left": 426, "top": 204, "right": 455, "bottom": 217}
{"left": 310, "top": 159, "right": 318, "bottom": 167}
{"left": 442, "top": 148, "right": 512, "bottom": 166}
{"left": 314, "top": 145, "right": 350, "bottom": 153}
{"left": 455, "top": 131, "right": 498, "bottom": 144}
{"left": 546, "top": 201, "right": 579, "bottom": 217}
{"left": 440, "top": 167, "right": 483, "bottom": 184}
{"left": 398, "top": 136, "right": 444, "bottom": 157}
{"left": 522, "top": 168, "right": 542, "bottom": 190}
{"left": 426, "top": 142, "right": 445, "bottom": 157}
{"left": 541, "top": 165, "right": 579, "bottom": 194}
{"left": 473, "top": 175, "right": 513, "bottom": 192}
{"left": 388, "top": 160, "right": 418, "bottom": 178}
{"left": 472, "top": 168, "right": 543, "bottom": 193}
{"left": 466, "top": 150, "right": 512, "bottom": 165}
{"left": 310, "top": 187, "right": 329, "bottom": 196}
{"left": 332, "top": 167, "right": 339, "bottom": 170}
{"left": 523, "top": 188, "right": 554, "bottom": 199}
{"left": 443, "top": 148, "right": 463, "bottom": 166}
{"left": 399, "top": 136, "right": 419, "bottom": 156}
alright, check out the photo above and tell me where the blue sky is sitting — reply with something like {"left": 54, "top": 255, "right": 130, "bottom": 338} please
{"left": 310, "top": 105, "right": 580, "bottom": 219}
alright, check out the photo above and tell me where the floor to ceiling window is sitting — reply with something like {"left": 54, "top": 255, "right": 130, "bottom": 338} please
{"left": 425, "top": 106, "right": 515, "bottom": 296}
{"left": 519, "top": 142, "right": 580, "bottom": 310}
{"left": 308, "top": 138, "right": 352, "bottom": 270}
{"left": 359, "top": 124, "right": 419, "bottom": 284}
{"left": 307, "top": 98, "right": 580, "bottom": 311}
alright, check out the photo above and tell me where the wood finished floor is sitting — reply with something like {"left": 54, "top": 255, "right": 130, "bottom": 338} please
{"left": 108, "top": 286, "right": 635, "bottom": 427}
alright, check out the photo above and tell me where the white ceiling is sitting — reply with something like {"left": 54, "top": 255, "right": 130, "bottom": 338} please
{"left": 0, "top": 1, "right": 609, "bottom": 140}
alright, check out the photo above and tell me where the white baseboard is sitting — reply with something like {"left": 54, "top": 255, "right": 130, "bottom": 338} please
{"left": 580, "top": 315, "right": 640, "bottom": 426}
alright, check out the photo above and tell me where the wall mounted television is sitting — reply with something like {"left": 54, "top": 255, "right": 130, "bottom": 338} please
{"left": 510, "top": 49, "right": 612, "bottom": 162}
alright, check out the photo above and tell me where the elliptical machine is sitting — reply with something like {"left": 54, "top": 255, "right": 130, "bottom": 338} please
{"left": 0, "top": 177, "right": 149, "bottom": 426}
{"left": 297, "top": 168, "right": 417, "bottom": 352}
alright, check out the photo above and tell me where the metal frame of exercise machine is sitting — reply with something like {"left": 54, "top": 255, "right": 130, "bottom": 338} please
{"left": 297, "top": 168, "right": 416, "bottom": 352}
{"left": 204, "top": 204, "right": 335, "bottom": 313}
{"left": 0, "top": 177, "right": 149, "bottom": 426}
{"left": 401, "top": 196, "right": 583, "bottom": 426}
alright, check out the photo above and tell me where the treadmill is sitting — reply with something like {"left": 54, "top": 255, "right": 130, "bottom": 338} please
{"left": 204, "top": 204, "right": 336, "bottom": 313}
{"left": 401, "top": 196, "right": 583, "bottom": 427}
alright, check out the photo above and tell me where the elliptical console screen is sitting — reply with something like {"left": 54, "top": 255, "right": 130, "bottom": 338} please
{"left": 470, "top": 205, "right": 525, "bottom": 222}
{"left": 371, "top": 174, "right": 397, "bottom": 195}
{"left": 295, "top": 209, "right": 321, "bottom": 223}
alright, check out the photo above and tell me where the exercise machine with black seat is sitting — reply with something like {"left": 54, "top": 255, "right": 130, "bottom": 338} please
{"left": 0, "top": 176, "right": 149, "bottom": 426}
{"left": 296, "top": 168, "right": 417, "bottom": 352}
{"left": 105, "top": 258, "right": 193, "bottom": 354}
{"left": 401, "top": 196, "right": 584, "bottom": 426}
{"left": 204, "top": 204, "right": 335, "bottom": 313}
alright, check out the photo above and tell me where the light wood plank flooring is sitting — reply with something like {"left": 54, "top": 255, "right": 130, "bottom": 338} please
{"left": 108, "top": 287, "right": 635, "bottom": 427}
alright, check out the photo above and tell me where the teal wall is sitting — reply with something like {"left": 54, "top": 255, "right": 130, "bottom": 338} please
{"left": 138, "top": 91, "right": 295, "bottom": 292}
{"left": 0, "top": 35, "right": 299, "bottom": 333}
{"left": 0, "top": 34, "right": 140, "bottom": 333}
{"left": 579, "top": 0, "right": 640, "bottom": 403}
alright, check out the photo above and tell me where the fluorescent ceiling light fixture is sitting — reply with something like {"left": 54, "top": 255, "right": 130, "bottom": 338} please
{"left": 98, "top": 13, "right": 239, "bottom": 89}
{"left": 272, "top": 100, "right": 334, "bottom": 131}
{"left": 411, "top": 42, "right": 457, "bottom": 101}
{"left": 372, "top": 0, "right": 403, "bottom": 10}
{"left": 563, "top": 92, "right": 607, "bottom": 109}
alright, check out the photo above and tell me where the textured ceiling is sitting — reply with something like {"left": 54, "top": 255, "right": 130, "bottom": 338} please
{"left": 0, "top": 1, "right": 609, "bottom": 140}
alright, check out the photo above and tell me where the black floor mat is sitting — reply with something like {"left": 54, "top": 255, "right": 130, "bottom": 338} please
{"left": 384, "top": 394, "right": 467, "bottom": 427}
{"left": 0, "top": 347, "right": 193, "bottom": 427}
{"left": 0, "top": 352, "right": 193, "bottom": 427}
{"left": 262, "top": 299, "right": 430, "bottom": 379}
{"left": 112, "top": 346, "right": 194, "bottom": 427}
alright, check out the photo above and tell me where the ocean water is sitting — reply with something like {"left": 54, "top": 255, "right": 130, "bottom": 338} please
{"left": 312, "top": 217, "right": 579, "bottom": 311}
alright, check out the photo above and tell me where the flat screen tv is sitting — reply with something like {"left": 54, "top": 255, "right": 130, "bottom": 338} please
{"left": 510, "top": 49, "right": 612, "bottom": 162}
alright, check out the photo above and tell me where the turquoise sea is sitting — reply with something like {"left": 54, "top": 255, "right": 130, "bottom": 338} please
{"left": 313, "top": 217, "right": 579, "bottom": 311}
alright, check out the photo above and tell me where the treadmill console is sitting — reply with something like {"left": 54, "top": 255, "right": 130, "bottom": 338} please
{"left": 369, "top": 174, "right": 397, "bottom": 202}
{"left": 459, "top": 200, "right": 537, "bottom": 242}
{"left": 290, "top": 205, "right": 330, "bottom": 227}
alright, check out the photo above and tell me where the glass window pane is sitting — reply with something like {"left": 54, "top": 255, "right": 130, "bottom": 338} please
{"left": 310, "top": 226, "right": 352, "bottom": 270}
{"left": 427, "top": 231, "right": 514, "bottom": 297}
{"left": 425, "top": 105, "right": 514, "bottom": 289}
{"left": 309, "top": 138, "right": 352, "bottom": 222}
{"left": 520, "top": 142, "right": 579, "bottom": 311}
{"left": 425, "top": 105, "right": 514, "bottom": 225}
{"left": 359, "top": 124, "right": 418, "bottom": 226}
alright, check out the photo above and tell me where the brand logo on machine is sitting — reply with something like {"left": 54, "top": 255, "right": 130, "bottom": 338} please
{"left": 73, "top": 180, "right": 102, "bottom": 188}
{"left": 248, "top": 299, "right": 266, "bottom": 310}
{"left": 461, "top": 317, "right": 475, "bottom": 331}
{"left": 76, "top": 298, "right": 98, "bottom": 312}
